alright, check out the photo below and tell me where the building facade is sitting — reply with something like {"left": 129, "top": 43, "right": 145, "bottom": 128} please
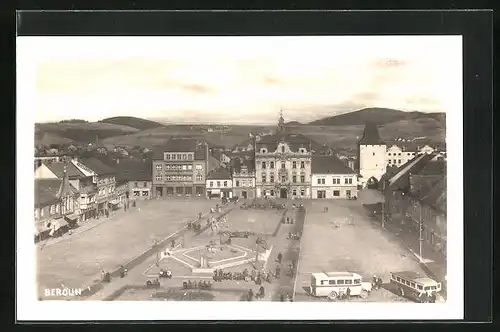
{"left": 255, "top": 132, "right": 312, "bottom": 199}
{"left": 113, "top": 159, "right": 153, "bottom": 200}
{"left": 152, "top": 138, "right": 216, "bottom": 198}
{"left": 72, "top": 158, "right": 117, "bottom": 217}
{"left": 230, "top": 158, "right": 256, "bottom": 199}
{"left": 311, "top": 156, "right": 358, "bottom": 199}
{"left": 206, "top": 167, "right": 233, "bottom": 198}
{"left": 357, "top": 123, "right": 387, "bottom": 187}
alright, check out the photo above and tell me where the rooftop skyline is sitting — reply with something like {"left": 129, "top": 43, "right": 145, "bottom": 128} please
{"left": 19, "top": 36, "right": 462, "bottom": 124}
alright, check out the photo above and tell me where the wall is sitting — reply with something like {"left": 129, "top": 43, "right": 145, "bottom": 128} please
{"left": 359, "top": 144, "right": 387, "bottom": 185}
{"left": 311, "top": 173, "right": 358, "bottom": 199}
{"left": 128, "top": 181, "right": 153, "bottom": 199}
{"left": 386, "top": 145, "right": 416, "bottom": 167}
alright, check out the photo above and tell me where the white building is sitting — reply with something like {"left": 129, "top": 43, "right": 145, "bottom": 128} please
{"left": 311, "top": 156, "right": 358, "bottom": 199}
{"left": 206, "top": 167, "right": 233, "bottom": 198}
{"left": 357, "top": 123, "right": 387, "bottom": 187}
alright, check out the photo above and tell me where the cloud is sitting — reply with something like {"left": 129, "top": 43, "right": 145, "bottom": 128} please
{"left": 182, "top": 84, "right": 213, "bottom": 94}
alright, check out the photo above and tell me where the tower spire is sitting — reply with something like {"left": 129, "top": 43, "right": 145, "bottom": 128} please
{"left": 277, "top": 108, "right": 285, "bottom": 133}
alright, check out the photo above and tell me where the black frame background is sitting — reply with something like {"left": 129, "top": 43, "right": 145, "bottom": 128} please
{"left": 13, "top": 9, "right": 493, "bottom": 324}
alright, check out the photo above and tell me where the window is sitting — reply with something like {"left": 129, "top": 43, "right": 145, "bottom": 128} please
{"left": 321, "top": 178, "right": 325, "bottom": 184}
{"left": 317, "top": 178, "right": 321, "bottom": 185}
{"left": 177, "top": 154, "right": 181, "bottom": 160}
{"left": 270, "top": 175, "right": 274, "bottom": 183}
{"left": 217, "top": 181, "right": 221, "bottom": 187}
{"left": 300, "top": 175, "right": 305, "bottom": 183}
{"left": 393, "top": 159, "right": 396, "bottom": 164}
{"left": 142, "top": 191, "right": 149, "bottom": 196}
{"left": 320, "top": 280, "right": 325, "bottom": 285}
{"left": 398, "top": 153, "right": 401, "bottom": 156}
{"left": 329, "top": 280, "right": 336, "bottom": 285}
{"left": 396, "top": 277, "right": 401, "bottom": 282}
{"left": 261, "top": 149, "right": 266, "bottom": 153}
{"left": 235, "top": 180, "right": 240, "bottom": 187}
{"left": 354, "top": 279, "right": 361, "bottom": 284}
{"left": 270, "top": 190, "right": 275, "bottom": 196}
{"left": 187, "top": 154, "right": 193, "bottom": 160}
{"left": 182, "top": 165, "right": 187, "bottom": 170}
{"left": 410, "top": 282, "right": 416, "bottom": 288}
{"left": 292, "top": 161, "right": 297, "bottom": 169}
{"left": 262, "top": 162, "right": 266, "bottom": 169}
{"left": 292, "top": 175, "right": 297, "bottom": 183}
{"left": 270, "top": 161, "right": 274, "bottom": 169}
{"left": 196, "top": 164, "right": 203, "bottom": 170}
{"left": 372, "top": 152, "right": 375, "bottom": 156}
{"left": 134, "top": 191, "right": 140, "bottom": 196}
{"left": 156, "top": 164, "right": 162, "bottom": 171}
{"left": 223, "top": 181, "right": 228, "bottom": 187}
{"left": 156, "top": 175, "right": 162, "bottom": 181}
{"left": 209, "top": 181, "right": 213, "bottom": 187}
{"left": 337, "top": 280, "right": 345, "bottom": 285}
{"left": 344, "top": 178, "right": 352, "bottom": 184}
{"left": 333, "top": 190, "right": 340, "bottom": 197}
{"left": 171, "top": 155, "right": 176, "bottom": 160}
{"left": 345, "top": 279, "right": 352, "bottom": 285}
{"left": 281, "top": 176, "right": 286, "bottom": 182}
{"left": 144, "top": 182, "right": 147, "bottom": 187}
{"left": 135, "top": 182, "right": 139, "bottom": 187}
{"left": 166, "top": 176, "right": 171, "bottom": 181}
{"left": 182, "top": 154, "right": 187, "bottom": 160}
{"left": 398, "top": 159, "right": 401, "bottom": 164}
{"left": 165, "top": 154, "right": 171, "bottom": 160}
{"left": 262, "top": 175, "right": 266, "bottom": 183}
{"left": 388, "top": 153, "right": 392, "bottom": 156}
{"left": 281, "top": 162, "right": 285, "bottom": 169}
{"left": 55, "top": 204, "right": 60, "bottom": 213}
{"left": 188, "top": 165, "right": 193, "bottom": 170}
{"left": 196, "top": 175, "right": 203, "bottom": 181}
{"left": 281, "top": 146, "right": 285, "bottom": 153}
{"left": 300, "top": 189, "right": 305, "bottom": 196}
{"left": 292, "top": 189, "right": 297, "bottom": 196}
{"left": 417, "top": 285, "right": 423, "bottom": 290}
{"left": 300, "top": 161, "right": 305, "bottom": 169}
{"left": 424, "top": 286, "right": 430, "bottom": 291}
{"left": 346, "top": 190, "right": 351, "bottom": 197}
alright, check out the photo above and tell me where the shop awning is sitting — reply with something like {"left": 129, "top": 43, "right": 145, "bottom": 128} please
{"left": 64, "top": 213, "right": 79, "bottom": 221}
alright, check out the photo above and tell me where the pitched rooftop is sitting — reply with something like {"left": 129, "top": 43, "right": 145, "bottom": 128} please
{"left": 79, "top": 157, "right": 116, "bottom": 175}
{"left": 312, "top": 155, "right": 356, "bottom": 174}
{"left": 206, "top": 167, "right": 232, "bottom": 180}
{"left": 358, "top": 122, "right": 385, "bottom": 145}
{"left": 45, "top": 161, "right": 86, "bottom": 179}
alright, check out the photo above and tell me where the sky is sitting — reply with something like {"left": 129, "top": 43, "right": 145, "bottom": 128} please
{"left": 20, "top": 36, "right": 462, "bottom": 124}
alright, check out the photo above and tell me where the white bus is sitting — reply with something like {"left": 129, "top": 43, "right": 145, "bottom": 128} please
{"left": 310, "top": 272, "right": 372, "bottom": 300}
{"left": 390, "top": 271, "right": 442, "bottom": 303}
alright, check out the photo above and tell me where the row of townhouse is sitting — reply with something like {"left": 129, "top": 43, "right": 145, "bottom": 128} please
{"left": 379, "top": 152, "right": 447, "bottom": 254}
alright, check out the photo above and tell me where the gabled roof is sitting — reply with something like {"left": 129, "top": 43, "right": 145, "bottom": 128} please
{"left": 385, "top": 153, "right": 437, "bottom": 189}
{"left": 152, "top": 138, "right": 207, "bottom": 160}
{"left": 206, "top": 167, "right": 232, "bottom": 180}
{"left": 230, "top": 158, "right": 255, "bottom": 174}
{"left": 114, "top": 159, "right": 153, "bottom": 182}
{"left": 358, "top": 122, "right": 385, "bottom": 145}
{"left": 415, "top": 159, "right": 446, "bottom": 176}
{"left": 34, "top": 179, "right": 79, "bottom": 207}
{"left": 79, "top": 157, "right": 116, "bottom": 175}
{"left": 45, "top": 161, "right": 86, "bottom": 179}
{"left": 312, "top": 155, "right": 356, "bottom": 174}
{"left": 256, "top": 133, "right": 311, "bottom": 152}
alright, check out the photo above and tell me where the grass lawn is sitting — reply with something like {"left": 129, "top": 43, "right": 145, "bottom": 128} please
{"left": 36, "top": 199, "right": 216, "bottom": 296}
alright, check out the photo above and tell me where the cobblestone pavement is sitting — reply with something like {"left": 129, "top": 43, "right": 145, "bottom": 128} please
{"left": 294, "top": 200, "right": 426, "bottom": 303}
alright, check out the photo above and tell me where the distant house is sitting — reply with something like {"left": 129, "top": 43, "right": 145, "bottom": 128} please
{"left": 46, "top": 148, "right": 59, "bottom": 155}
{"left": 113, "top": 159, "right": 153, "bottom": 200}
{"left": 206, "top": 167, "right": 233, "bottom": 199}
{"left": 96, "top": 146, "right": 108, "bottom": 155}
{"left": 230, "top": 158, "right": 256, "bottom": 199}
{"left": 311, "top": 155, "right": 358, "bottom": 199}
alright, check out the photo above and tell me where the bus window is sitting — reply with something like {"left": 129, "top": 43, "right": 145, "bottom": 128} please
{"left": 396, "top": 277, "right": 401, "bottom": 282}
{"left": 354, "top": 279, "right": 361, "bottom": 284}
{"left": 410, "top": 282, "right": 416, "bottom": 288}
{"left": 337, "top": 280, "right": 345, "bottom": 285}
{"left": 430, "top": 286, "right": 437, "bottom": 290}
{"left": 345, "top": 280, "right": 352, "bottom": 285}
{"left": 424, "top": 286, "right": 430, "bottom": 291}
{"left": 329, "top": 280, "right": 336, "bottom": 285}
{"left": 320, "top": 280, "right": 325, "bottom": 285}
{"left": 405, "top": 280, "right": 411, "bottom": 286}
{"left": 417, "top": 285, "right": 423, "bottom": 290}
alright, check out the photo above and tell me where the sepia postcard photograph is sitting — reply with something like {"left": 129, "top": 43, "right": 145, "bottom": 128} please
{"left": 17, "top": 35, "right": 463, "bottom": 321}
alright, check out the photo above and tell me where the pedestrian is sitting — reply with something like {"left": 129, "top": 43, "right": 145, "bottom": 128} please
{"left": 275, "top": 265, "right": 281, "bottom": 279}
{"left": 248, "top": 289, "right": 254, "bottom": 301}
{"left": 251, "top": 269, "right": 256, "bottom": 281}
{"left": 430, "top": 292, "right": 437, "bottom": 303}
{"left": 346, "top": 287, "right": 351, "bottom": 300}
{"left": 258, "top": 285, "right": 265, "bottom": 299}
{"left": 277, "top": 252, "right": 283, "bottom": 263}
{"left": 280, "top": 293, "right": 285, "bottom": 302}
{"left": 372, "top": 275, "right": 378, "bottom": 289}
{"left": 266, "top": 272, "right": 272, "bottom": 284}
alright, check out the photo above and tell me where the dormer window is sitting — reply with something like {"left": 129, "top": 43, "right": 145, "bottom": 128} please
{"left": 261, "top": 148, "right": 267, "bottom": 153}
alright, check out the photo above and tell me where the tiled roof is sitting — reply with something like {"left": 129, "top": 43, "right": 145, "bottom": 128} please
{"left": 386, "top": 141, "right": 446, "bottom": 152}
{"left": 420, "top": 176, "right": 446, "bottom": 214}
{"left": 79, "top": 157, "right": 116, "bottom": 175}
{"left": 206, "top": 167, "right": 232, "bottom": 180}
{"left": 34, "top": 179, "right": 78, "bottom": 207}
{"left": 152, "top": 138, "right": 207, "bottom": 160}
{"left": 385, "top": 153, "right": 436, "bottom": 190}
{"left": 311, "top": 155, "right": 356, "bottom": 174}
{"left": 358, "top": 123, "right": 385, "bottom": 145}
{"left": 45, "top": 161, "right": 86, "bottom": 179}
{"left": 230, "top": 158, "right": 255, "bottom": 174}
{"left": 256, "top": 133, "right": 311, "bottom": 152}
{"left": 113, "top": 159, "right": 153, "bottom": 182}
{"left": 415, "top": 159, "right": 446, "bottom": 175}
